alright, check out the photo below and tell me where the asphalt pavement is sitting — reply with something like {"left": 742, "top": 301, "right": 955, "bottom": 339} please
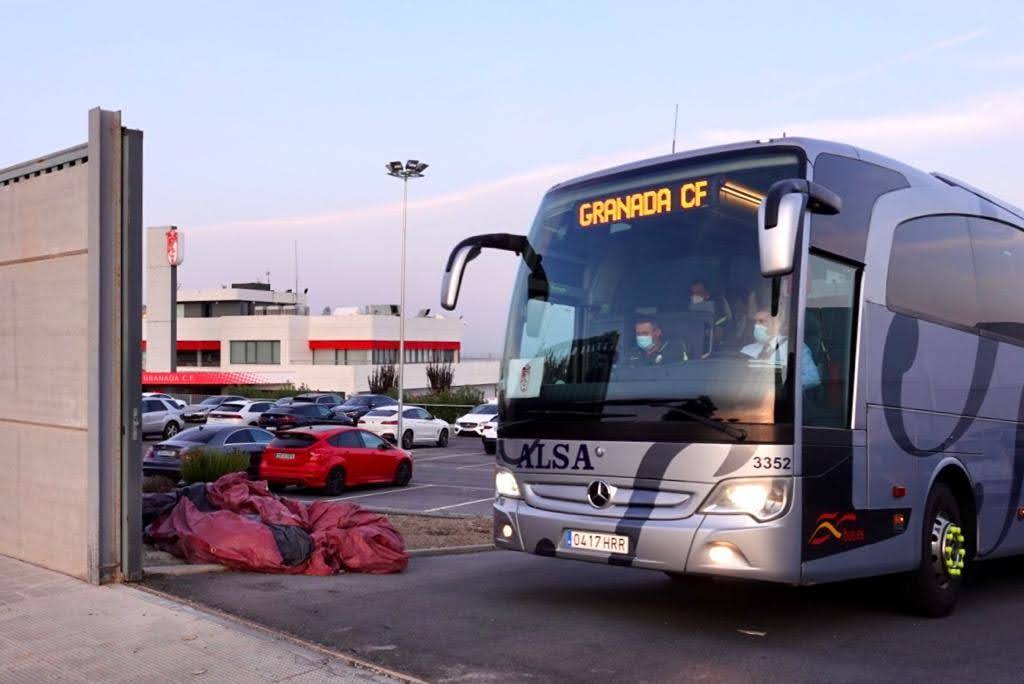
{"left": 145, "top": 548, "right": 1024, "bottom": 683}
{"left": 146, "top": 433, "right": 495, "bottom": 516}
{"left": 285, "top": 436, "right": 494, "bottom": 516}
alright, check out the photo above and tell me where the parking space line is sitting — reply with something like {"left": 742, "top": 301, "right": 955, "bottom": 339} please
{"left": 413, "top": 453, "right": 474, "bottom": 462}
{"left": 325, "top": 484, "right": 435, "bottom": 501}
{"left": 455, "top": 463, "right": 494, "bottom": 470}
{"left": 423, "top": 484, "right": 493, "bottom": 491}
{"left": 424, "top": 497, "right": 495, "bottom": 513}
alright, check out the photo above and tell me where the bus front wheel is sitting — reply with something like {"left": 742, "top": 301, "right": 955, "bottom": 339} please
{"left": 907, "top": 482, "right": 966, "bottom": 617}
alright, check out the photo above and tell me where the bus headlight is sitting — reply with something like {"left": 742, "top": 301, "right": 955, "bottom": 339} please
{"left": 699, "top": 477, "right": 790, "bottom": 522}
{"left": 495, "top": 468, "right": 522, "bottom": 498}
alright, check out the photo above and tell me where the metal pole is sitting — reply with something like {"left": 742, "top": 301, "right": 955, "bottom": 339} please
{"left": 397, "top": 177, "right": 408, "bottom": 447}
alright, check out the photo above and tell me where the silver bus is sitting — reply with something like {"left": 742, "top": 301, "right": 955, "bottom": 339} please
{"left": 440, "top": 138, "right": 1024, "bottom": 616}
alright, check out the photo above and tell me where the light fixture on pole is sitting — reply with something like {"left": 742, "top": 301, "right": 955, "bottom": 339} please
{"left": 386, "top": 159, "right": 428, "bottom": 448}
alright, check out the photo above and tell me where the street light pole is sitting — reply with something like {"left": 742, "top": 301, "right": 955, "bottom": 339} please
{"left": 387, "top": 160, "right": 428, "bottom": 449}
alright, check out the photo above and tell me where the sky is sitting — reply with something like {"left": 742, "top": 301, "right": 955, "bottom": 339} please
{"left": 3, "top": 1, "right": 1024, "bottom": 352}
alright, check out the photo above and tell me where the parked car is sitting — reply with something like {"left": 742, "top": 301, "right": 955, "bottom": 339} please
{"left": 481, "top": 418, "right": 498, "bottom": 455}
{"left": 142, "top": 397, "right": 184, "bottom": 439}
{"left": 259, "top": 426, "right": 412, "bottom": 495}
{"left": 292, "top": 392, "right": 344, "bottom": 408}
{"left": 142, "top": 392, "right": 186, "bottom": 410}
{"left": 452, "top": 402, "right": 499, "bottom": 437}
{"left": 181, "top": 395, "right": 247, "bottom": 424}
{"left": 330, "top": 393, "right": 394, "bottom": 422}
{"left": 358, "top": 405, "right": 450, "bottom": 449}
{"left": 143, "top": 425, "right": 275, "bottom": 479}
{"left": 206, "top": 399, "right": 275, "bottom": 427}
{"left": 275, "top": 396, "right": 295, "bottom": 406}
{"left": 258, "top": 403, "right": 353, "bottom": 431}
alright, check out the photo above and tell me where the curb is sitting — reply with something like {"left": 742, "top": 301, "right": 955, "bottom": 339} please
{"left": 407, "top": 543, "right": 495, "bottom": 557}
{"left": 133, "top": 583, "right": 427, "bottom": 684}
{"left": 144, "top": 563, "right": 228, "bottom": 576}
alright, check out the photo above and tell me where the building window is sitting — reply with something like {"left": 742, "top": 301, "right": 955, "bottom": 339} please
{"left": 199, "top": 349, "right": 221, "bottom": 367}
{"left": 313, "top": 348, "right": 350, "bottom": 365}
{"left": 372, "top": 348, "right": 398, "bottom": 365}
{"left": 230, "top": 340, "right": 280, "bottom": 364}
{"left": 176, "top": 350, "right": 200, "bottom": 367}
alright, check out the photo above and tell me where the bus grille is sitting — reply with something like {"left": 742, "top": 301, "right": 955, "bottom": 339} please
{"left": 524, "top": 482, "right": 698, "bottom": 520}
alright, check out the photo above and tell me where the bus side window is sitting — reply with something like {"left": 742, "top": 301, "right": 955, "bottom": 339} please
{"left": 803, "top": 255, "right": 857, "bottom": 428}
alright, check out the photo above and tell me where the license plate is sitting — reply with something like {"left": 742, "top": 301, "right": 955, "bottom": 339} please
{"left": 275, "top": 453, "right": 295, "bottom": 460}
{"left": 564, "top": 530, "right": 629, "bottom": 554}
{"left": 157, "top": 450, "right": 176, "bottom": 458}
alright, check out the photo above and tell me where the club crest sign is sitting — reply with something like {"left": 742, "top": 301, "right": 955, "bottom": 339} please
{"left": 166, "top": 227, "right": 183, "bottom": 266}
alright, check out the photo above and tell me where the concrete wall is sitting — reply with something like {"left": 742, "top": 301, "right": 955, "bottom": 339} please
{"left": 0, "top": 109, "right": 140, "bottom": 583}
{"left": 0, "top": 161, "right": 91, "bottom": 578}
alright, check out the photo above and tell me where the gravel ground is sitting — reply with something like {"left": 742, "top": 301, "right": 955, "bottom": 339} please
{"left": 388, "top": 514, "right": 492, "bottom": 550}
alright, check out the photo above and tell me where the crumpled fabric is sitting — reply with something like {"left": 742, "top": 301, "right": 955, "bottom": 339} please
{"left": 147, "top": 472, "right": 407, "bottom": 574}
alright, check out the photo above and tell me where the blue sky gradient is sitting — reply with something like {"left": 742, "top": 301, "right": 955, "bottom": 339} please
{"left": 3, "top": 1, "right": 1023, "bottom": 350}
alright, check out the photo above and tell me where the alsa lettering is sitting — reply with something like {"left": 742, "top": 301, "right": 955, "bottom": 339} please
{"left": 516, "top": 442, "right": 594, "bottom": 470}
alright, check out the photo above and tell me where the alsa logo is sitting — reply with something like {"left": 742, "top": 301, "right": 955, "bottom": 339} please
{"left": 809, "top": 512, "right": 865, "bottom": 545}
{"left": 504, "top": 441, "right": 596, "bottom": 471}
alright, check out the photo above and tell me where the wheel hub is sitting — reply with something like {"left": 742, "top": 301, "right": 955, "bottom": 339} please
{"left": 930, "top": 514, "right": 966, "bottom": 583}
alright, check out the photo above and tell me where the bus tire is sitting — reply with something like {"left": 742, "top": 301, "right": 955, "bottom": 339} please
{"left": 906, "top": 482, "right": 966, "bottom": 617}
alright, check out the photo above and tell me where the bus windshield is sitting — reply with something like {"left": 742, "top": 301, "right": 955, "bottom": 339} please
{"left": 502, "top": 151, "right": 805, "bottom": 443}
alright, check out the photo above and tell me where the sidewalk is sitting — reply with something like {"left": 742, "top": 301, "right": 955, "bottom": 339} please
{"left": 0, "top": 555, "right": 403, "bottom": 683}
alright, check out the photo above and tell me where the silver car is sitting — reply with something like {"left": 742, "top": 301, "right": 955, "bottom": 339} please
{"left": 141, "top": 397, "right": 184, "bottom": 439}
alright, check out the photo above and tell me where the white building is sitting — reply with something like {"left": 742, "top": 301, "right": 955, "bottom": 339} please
{"left": 141, "top": 282, "right": 499, "bottom": 397}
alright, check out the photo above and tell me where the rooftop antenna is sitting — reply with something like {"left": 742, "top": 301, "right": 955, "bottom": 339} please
{"left": 671, "top": 103, "right": 679, "bottom": 154}
{"left": 293, "top": 239, "right": 298, "bottom": 297}
{"left": 265, "top": 270, "right": 271, "bottom": 286}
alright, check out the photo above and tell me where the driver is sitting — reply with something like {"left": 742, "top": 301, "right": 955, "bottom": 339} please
{"left": 741, "top": 309, "right": 821, "bottom": 388}
{"left": 627, "top": 315, "right": 688, "bottom": 365}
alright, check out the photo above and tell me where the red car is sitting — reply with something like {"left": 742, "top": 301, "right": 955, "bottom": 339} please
{"left": 259, "top": 425, "right": 412, "bottom": 495}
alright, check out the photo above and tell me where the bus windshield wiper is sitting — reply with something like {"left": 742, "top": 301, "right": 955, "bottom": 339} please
{"left": 602, "top": 398, "right": 748, "bottom": 441}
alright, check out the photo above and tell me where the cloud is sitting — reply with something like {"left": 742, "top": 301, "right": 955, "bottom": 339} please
{"left": 782, "top": 27, "right": 991, "bottom": 104}
{"left": 193, "top": 145, "right": 664, "bottom": 233}
{"left": 975, "top": 54, "right": 1024, "bottom": 71}
{"left": 697, "top": 88, "right": 1024, "bottom": 150}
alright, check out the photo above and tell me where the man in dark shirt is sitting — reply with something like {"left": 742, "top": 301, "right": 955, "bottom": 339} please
{"left": 627, "top": 315, "right": 688, "bottom": 365}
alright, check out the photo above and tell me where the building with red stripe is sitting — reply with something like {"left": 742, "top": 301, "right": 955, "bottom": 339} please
{"left": 142, "top": 284, "right": 498, "bottom": 395}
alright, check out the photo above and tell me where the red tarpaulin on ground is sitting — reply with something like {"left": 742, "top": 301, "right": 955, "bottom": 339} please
{"left": 147, "top": 473, "right": 407, "bottom": 575}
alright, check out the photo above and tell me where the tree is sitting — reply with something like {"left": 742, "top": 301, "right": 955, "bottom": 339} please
{"left": 368, "top": 364, "right": 397, "bottom": 394}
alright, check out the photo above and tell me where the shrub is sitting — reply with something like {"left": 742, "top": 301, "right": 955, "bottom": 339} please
{"left": 368, "top": 365, "right": 397, "bottom": 394}
{"left": 221, "top": 384, "right": 309, "bottom": 401}
{"left": 405, "top": 387, "right": 486, "bottom": 424}
{"left": 426, "top": 362, "right": 454, "bottom": 391}
{"left": 180, "top": 448, "right": 251, "bottom": 484}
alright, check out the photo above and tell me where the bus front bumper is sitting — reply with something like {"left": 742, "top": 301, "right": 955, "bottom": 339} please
{"left": 493, "top": 495, "right": 801, "bottom": 584}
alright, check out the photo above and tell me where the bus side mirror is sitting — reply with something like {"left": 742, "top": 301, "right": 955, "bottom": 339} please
{"left": 757, "top": 179, "right": 841, "bottom": 277}
{"left": 441, "top": 243, "right": 482, "bottom": 310}
{"left": 441, "top": 233, "right": 547, "bottom": 310}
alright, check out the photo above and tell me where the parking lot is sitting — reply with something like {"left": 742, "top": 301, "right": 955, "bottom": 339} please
{"left": 147, "top": 549, "right": 1024, "bottom": 683}
{"left": 146, "top": 431, "right": 495, "bottom": 516}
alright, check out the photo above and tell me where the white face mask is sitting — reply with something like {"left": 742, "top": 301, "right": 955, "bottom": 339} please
{"left": 691, "top": 294, "right": 705, "bottom": 304}
{"left": 636, "top": 334, "right": 654, "bottom": 350}
{"left": 753, "top": 323, "right": 771, "bottom": 344}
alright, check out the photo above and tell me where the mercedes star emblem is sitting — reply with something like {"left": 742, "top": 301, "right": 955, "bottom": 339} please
{"left": 587, "top": 480, "right": 614, "bottom": 508}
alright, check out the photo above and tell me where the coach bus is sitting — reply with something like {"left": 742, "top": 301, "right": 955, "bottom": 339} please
{"left": 439, "top": 138, "right": 1024, "bottom": 616}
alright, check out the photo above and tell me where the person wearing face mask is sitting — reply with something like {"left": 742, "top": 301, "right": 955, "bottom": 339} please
{"left": 689, "top": 280, "right": 732, "bottom": 344}
{"left": 627, "top": 315, "right": 688, "bottom": 365}
{"left": 740, "top": 309, "right": 821, "bottom": 388}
